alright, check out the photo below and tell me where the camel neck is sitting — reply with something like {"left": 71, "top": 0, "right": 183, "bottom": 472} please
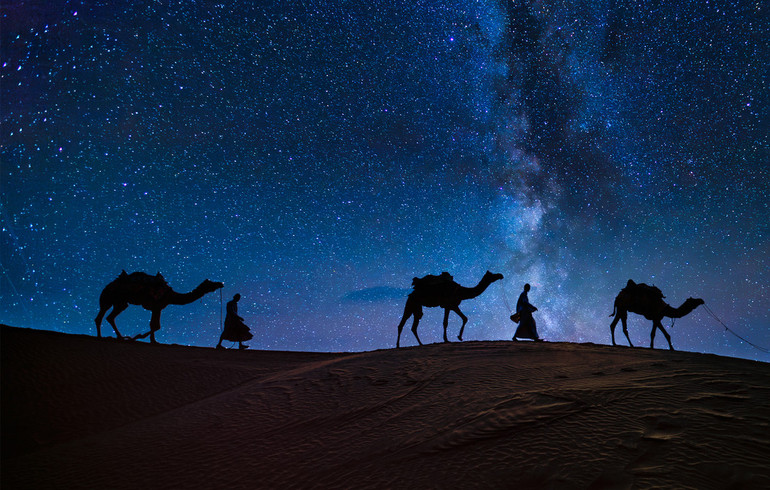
{"left": 663, "top": 299, "right": 700, "bottom": 318}
{"left": 458, "top": 279, "right": 493, "bottom": 300}
{"left": 166, "top": 283, "right": 209, "bottom": 305}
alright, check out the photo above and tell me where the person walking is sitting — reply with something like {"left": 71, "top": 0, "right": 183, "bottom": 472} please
{"left": 512, "top": 283, "right": 542, "bottom": 341}
{"left": 216, "top": 293, "right": 253, "bottom": 349}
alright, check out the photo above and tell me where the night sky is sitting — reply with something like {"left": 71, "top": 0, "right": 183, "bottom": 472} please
{"left": 2, "top": 1, "right": 768, "bottom": 361}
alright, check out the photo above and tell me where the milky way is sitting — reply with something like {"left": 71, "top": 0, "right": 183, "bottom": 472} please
{"left": 2, "top": 1, "right": 768, "bottom": 360}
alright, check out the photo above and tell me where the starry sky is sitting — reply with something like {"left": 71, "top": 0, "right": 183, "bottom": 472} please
{"left": 2, "top": 0, "right": 768, "bottom": 360}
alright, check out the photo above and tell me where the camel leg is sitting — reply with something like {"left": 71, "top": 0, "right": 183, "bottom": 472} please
{"left": 149, "top": 309, "right": 161, "bottom": 344}
{"left": 610, "top": 311, "right": 632, "bottom": 347}
{"left": 663, "top": 325, "right": 675, "bottom": 350}
{"left": 95, "top": 306, "right": 109, "bottom": 338}
{"left": 609, "top": 315, "right": 620, "bottom": 345}
{"left": 134, "top": 310, "right": 162, "bottom": 343}
{"left": 621, "top": 315, "right": 633, "bottom": 347}
{"left": 411, "top": 306, "right": 424, "bottom": 346}
{"left": 442, "top": 308, "right": 451, "bottom": 343}
{"left": 454, "top": 307, "right": 468, "bottom": 341}
{"left": 396, "top": 308, "right": 412, "bottom": 348}
{"left": 651, "top": 320, "right": 674, "bottom": 350}
{"left": 105, "top": 303, "right": 128, "bottom": 339}
{"left": 650, "top": 321, "right": 656, "bottom": 348}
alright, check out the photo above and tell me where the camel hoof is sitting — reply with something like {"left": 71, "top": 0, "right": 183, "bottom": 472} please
{"left": 457, "top": 335, "right": 463, "bottom": 341}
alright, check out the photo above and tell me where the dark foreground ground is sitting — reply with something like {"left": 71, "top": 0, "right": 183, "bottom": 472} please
{"left": 2, "top": 325, "right": 770, "bottom": 489}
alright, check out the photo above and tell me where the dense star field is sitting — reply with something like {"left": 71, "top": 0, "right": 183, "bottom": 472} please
{"left": 1, "top": 1, "right": 768, "bottom": 360}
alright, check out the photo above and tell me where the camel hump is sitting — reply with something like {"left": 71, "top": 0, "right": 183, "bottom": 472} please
{"left": 624, "top": 280, "right": 665, "bottom": 299}
{"left": 116, "top": 271, "right": 169, "bottom": 288}
{"left": 412, "top": 271, "right": 454, "bottom": 290}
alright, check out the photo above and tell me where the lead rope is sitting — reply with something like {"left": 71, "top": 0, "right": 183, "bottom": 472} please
{"left": 500, "top": 280, "right": 513, "bottom": 314}
{"left": 702, "top": 303, "right": 769, "bottom": 354}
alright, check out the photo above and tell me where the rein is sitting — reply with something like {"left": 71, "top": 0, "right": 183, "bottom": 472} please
{"left": 702, "top": 302, "right": 769, "bottom": 354}
{"left": 500, "top": 280, "right": 513, "bottom": 314}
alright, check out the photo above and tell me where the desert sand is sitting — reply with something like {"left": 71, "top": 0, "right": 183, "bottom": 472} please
{"left": 2, "top": 324, "right": 769, "bottom": 489}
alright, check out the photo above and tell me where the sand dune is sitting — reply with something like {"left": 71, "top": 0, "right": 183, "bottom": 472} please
{"left": 2, "top": 325, "right": 769, "bottom": 489}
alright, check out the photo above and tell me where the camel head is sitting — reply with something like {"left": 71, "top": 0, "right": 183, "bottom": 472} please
{"left": 686, "top": 297, "right": 706, "bottom": 308}
{"left": 483, "top": 271, "right": 504, "bottom": 283}
{"left": 664, "top": 297, "right": 705, "bottom": 319}
{"left": 201, "top": 279, "right": 225, "bottom": 293}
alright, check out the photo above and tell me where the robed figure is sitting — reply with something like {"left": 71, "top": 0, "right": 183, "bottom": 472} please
{"left": 216, "top": 293, "right": 253, "bottom": 349}
{"left": 512, "top": 283, "right": 541, "bottom": 341}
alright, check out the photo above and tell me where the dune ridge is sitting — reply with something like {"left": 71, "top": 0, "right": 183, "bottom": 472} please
{"left": 2, "top": 325, "right": 769, "bottom": 489}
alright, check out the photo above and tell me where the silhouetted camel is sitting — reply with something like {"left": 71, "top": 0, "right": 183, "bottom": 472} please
{"left": 95, "top": 271, "right": 224, "bottom": 343}
{"left": 396, "top": 270, "right": 503, "bottom": 348}
{"left": 610, "top": 280, "right": 704, "bottom": 350}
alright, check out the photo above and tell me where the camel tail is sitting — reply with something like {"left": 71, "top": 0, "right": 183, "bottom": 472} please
{"left": 609, "top": 303, "right": 617, "bottom": 317}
